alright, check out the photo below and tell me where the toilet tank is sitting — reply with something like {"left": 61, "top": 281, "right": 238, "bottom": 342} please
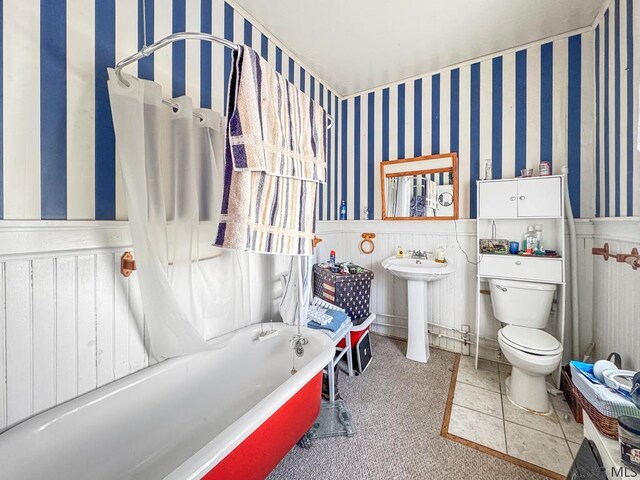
{"left": 488, "top": 278, "right": 556, "bottom": 328}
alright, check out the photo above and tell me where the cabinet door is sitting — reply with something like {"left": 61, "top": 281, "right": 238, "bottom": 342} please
{"left": 478, "top": 181, "right": 518, "bottom": 218}
{"left": 517, "top": 177, "right": 562, "bottom": 217}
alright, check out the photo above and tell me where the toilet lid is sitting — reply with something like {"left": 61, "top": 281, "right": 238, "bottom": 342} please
{"left": 500, "top": 325, "right": 562, "bottom": 354}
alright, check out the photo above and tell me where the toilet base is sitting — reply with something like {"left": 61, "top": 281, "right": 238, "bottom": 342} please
{"left": 505, "top": 367, "right": 551, "bottom": 414}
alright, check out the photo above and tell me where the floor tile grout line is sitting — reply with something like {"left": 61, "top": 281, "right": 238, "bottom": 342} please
{"left": 455, "top": 379, "right": 502, "bottom": 396}
{"left": 446, "top": 354, "right": 568, "bottom": 479}
{"left": 501, "top": 380, "right": 509, "bottom": 455}
{"left": 503, "top": 419, "right": 570, "bottom": 442}
{"left": 457, "top": 360, "right": 501, "bottom": 374}
{"left": 455, "top": 377, "right": 568, "bottom": 440}
{"left": 459, "top": 354, "right": 510, "bottom": 370}
{"left": 549, "top": 399, "right": 579, "bottom": 447}
{"left": 448, "top": 408, "right": 569, "bottom": 476}
{"left": 457, "top": 368, "right": 571, "bottom": 442}
{"left": 452, "top": 399, "right": 504, "bottom": 421}
{"left": 455, "top": 378, "right": 501, "bottom": 395}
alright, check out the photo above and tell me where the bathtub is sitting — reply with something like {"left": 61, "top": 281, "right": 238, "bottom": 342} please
{"left": 0, "top": 323, "right": 334, "bottom": 479}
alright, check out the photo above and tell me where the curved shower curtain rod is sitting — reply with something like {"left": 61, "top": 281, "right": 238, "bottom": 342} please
{"left": 114, "top": 31, "right": 335, "bottom": 130}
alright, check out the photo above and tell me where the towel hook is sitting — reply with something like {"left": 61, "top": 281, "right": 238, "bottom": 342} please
{"left": 360, "top": 233, "right": 376, "bottom": 255}
{"left": 592, "top": 243, "right": 610, "bottom": 261}
{"left": 121, "top": 251, "right": 136, "bottom": 277}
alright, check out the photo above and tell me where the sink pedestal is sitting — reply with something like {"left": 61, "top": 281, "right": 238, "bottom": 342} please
{"left": 406, "top": 280, "right": 429, "bottom": 363}
{"left": 381, "top": 255, "right": 454, "bottom": 365}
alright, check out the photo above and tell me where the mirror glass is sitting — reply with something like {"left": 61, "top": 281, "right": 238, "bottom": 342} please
{"left": 380, "top": 153, "right": 458, "bottom": 220}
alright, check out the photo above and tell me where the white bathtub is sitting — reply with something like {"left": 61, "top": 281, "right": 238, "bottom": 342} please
{"left": 0, "top": 323, "right": 334, "bottom": 479}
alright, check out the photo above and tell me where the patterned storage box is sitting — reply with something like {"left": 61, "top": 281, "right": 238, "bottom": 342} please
{"left": 313, "top": 265, "right": 374, "bottom": 322}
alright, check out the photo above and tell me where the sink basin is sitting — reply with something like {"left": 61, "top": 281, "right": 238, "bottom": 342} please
{"left": 381, "top": 256, "right": 455, "bottom": 282}
{"left": 382, "top": 255, "right": 455, "bottom": 363}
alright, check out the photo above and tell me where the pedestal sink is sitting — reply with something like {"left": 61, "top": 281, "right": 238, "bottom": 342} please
{"left": 382, "top": 256, "right": 455, "bottom": 363}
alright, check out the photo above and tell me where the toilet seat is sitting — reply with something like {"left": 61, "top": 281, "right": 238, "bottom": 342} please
{"left": 499, "top": 325, "right": 562, "bottom": 356}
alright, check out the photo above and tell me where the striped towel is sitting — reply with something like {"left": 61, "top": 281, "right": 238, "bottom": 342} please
{"left": 215, "top": 46, "right": 327, "bottom": 255}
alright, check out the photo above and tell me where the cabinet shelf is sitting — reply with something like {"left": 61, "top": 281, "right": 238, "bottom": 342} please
{"left": 480, "top": 253, "right": 563, "bottom": 259}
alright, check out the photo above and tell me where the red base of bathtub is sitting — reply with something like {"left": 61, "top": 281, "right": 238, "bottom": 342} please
{"left": 204, "top": 372, "right": 322, "bottom": 480}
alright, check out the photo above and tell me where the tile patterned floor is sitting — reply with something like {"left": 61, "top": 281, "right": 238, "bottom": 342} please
{"left": 443, "top": 355, "right": 584, "bottom": 478}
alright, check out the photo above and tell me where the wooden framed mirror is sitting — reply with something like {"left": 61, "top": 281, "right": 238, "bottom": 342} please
{"left": 380, "top": 153, "right": 458, "bottom": 220}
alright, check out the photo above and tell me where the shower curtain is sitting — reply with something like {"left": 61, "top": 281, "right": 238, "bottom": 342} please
{"left": 107, "top": 69, "right": 248, "bottom": 359}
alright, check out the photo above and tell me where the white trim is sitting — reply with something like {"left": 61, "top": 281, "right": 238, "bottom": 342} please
{"left": 591, "top": 217, "right": 640, "bottom": 243}
{"left": 0, "top": 221, "right": 221, "bottom": 258}
{"left": 592, "top": 0, "right": 615, "bottom": 29}
{"left": 317, "top": 219, "right": 477, "bottom": 235}
{"left": 0, "top": 217, "right": 632, "bottom": 258}
{"left": 317, "top": 218, "right": 596, "bottom": 237}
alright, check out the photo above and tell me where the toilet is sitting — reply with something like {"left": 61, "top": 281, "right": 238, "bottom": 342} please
{"left": 489, "top": 278, "right": 563, "bottom": 414}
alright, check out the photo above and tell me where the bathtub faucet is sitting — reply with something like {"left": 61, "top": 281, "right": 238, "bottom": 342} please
{"left": 290, "top": 334, "right": 309, "bottom": 357}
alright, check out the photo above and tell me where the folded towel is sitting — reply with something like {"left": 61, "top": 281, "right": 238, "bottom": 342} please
{"left": 307, "top": 305, "right": 332, "bottom": 325}
{"left": 311, "top": 295, "right": 346, "bottom": 312}
{"left": 307, "top": 309, "right": 349, "bottom": 332}
{"left": 215, "top": 46, "right": 327, "bottom": 255}
{"left": 226, "top": 47, "right": 326, "bottom": 182}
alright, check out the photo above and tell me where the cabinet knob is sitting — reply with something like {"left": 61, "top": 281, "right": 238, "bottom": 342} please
{"left": 515, "top": 261, "right": 522, "bottom": 265}
{"left": 519, "top": 195, "right": 526, "bottom": 200}
{"left": 509, "top": 196, "right": 516, "bottom": 201}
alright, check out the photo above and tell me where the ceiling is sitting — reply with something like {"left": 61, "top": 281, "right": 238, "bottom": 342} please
{"left": 233, "top": 0, "right": 607, "bottom": 97}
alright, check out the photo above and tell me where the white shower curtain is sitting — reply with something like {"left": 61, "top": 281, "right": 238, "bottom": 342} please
{"left": 107, "top": 69, "right": 248, "bottom": 359}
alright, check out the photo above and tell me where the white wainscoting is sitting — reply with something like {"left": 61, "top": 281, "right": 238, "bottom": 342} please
{"left": 315, "top": 220, "right": 487, "bottom": 354}
{"left": 0, "top": 218, "right": 636, "bottom": 431}
{"left": 317, "top": 219, "right": 616, "bottom": 360}
{"left": 0, "top": 250, "right": 148, "bottom": 431}
{"left": 590, "top": 219, "right": 640, "bottom": 370}
{"left": 0, "top": 222, "right": 288, "bottom": 432}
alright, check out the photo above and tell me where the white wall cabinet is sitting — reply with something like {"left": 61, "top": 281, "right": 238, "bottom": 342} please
{"left": 478, "top": 177, "right": 562, "bottom": 218}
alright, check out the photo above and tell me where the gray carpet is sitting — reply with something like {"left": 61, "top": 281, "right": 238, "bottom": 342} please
{"left": 268, "top": 334, "right": 547, "bottom": 480}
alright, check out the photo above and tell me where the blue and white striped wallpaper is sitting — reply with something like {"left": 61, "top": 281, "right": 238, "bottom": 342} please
{"left": 2, "top": 1, "right": 636, "bottom": 222}
{"left": 0, "top": 0, "right": 339, "bottom": 220}
{"left": 322, "top": 30, "right": 599, "bottom": 220}
{"left": 595, "top": 0, "right": 639, "bottom": 218}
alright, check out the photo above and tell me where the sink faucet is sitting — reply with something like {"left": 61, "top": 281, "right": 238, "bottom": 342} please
{"left": 412, "top": 250, "right": 429, "bottom": 259}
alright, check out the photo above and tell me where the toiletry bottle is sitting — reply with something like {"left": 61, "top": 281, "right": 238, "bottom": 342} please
{"left": 329, "top": 250, "right": 336, "bottom": 266}
{"left": 534, "top": 225, "right": 544, "bottom": 253}
{"left": 434, "top": 246, "right": 446, "bottom": 263}
{"left": 484, "top": 159, "right": 492, "bottom": 180}
{"left": 522, "top": 225, "right": 538, "bottom": 252}
{"left": 521, "top": 225, "right": 531, "bottom": 249}
{"left": 339, "top": 200, "right": 347, "bottom": 220}
{"left": 396, "top": 245, "right": 405, "bottom": 258}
